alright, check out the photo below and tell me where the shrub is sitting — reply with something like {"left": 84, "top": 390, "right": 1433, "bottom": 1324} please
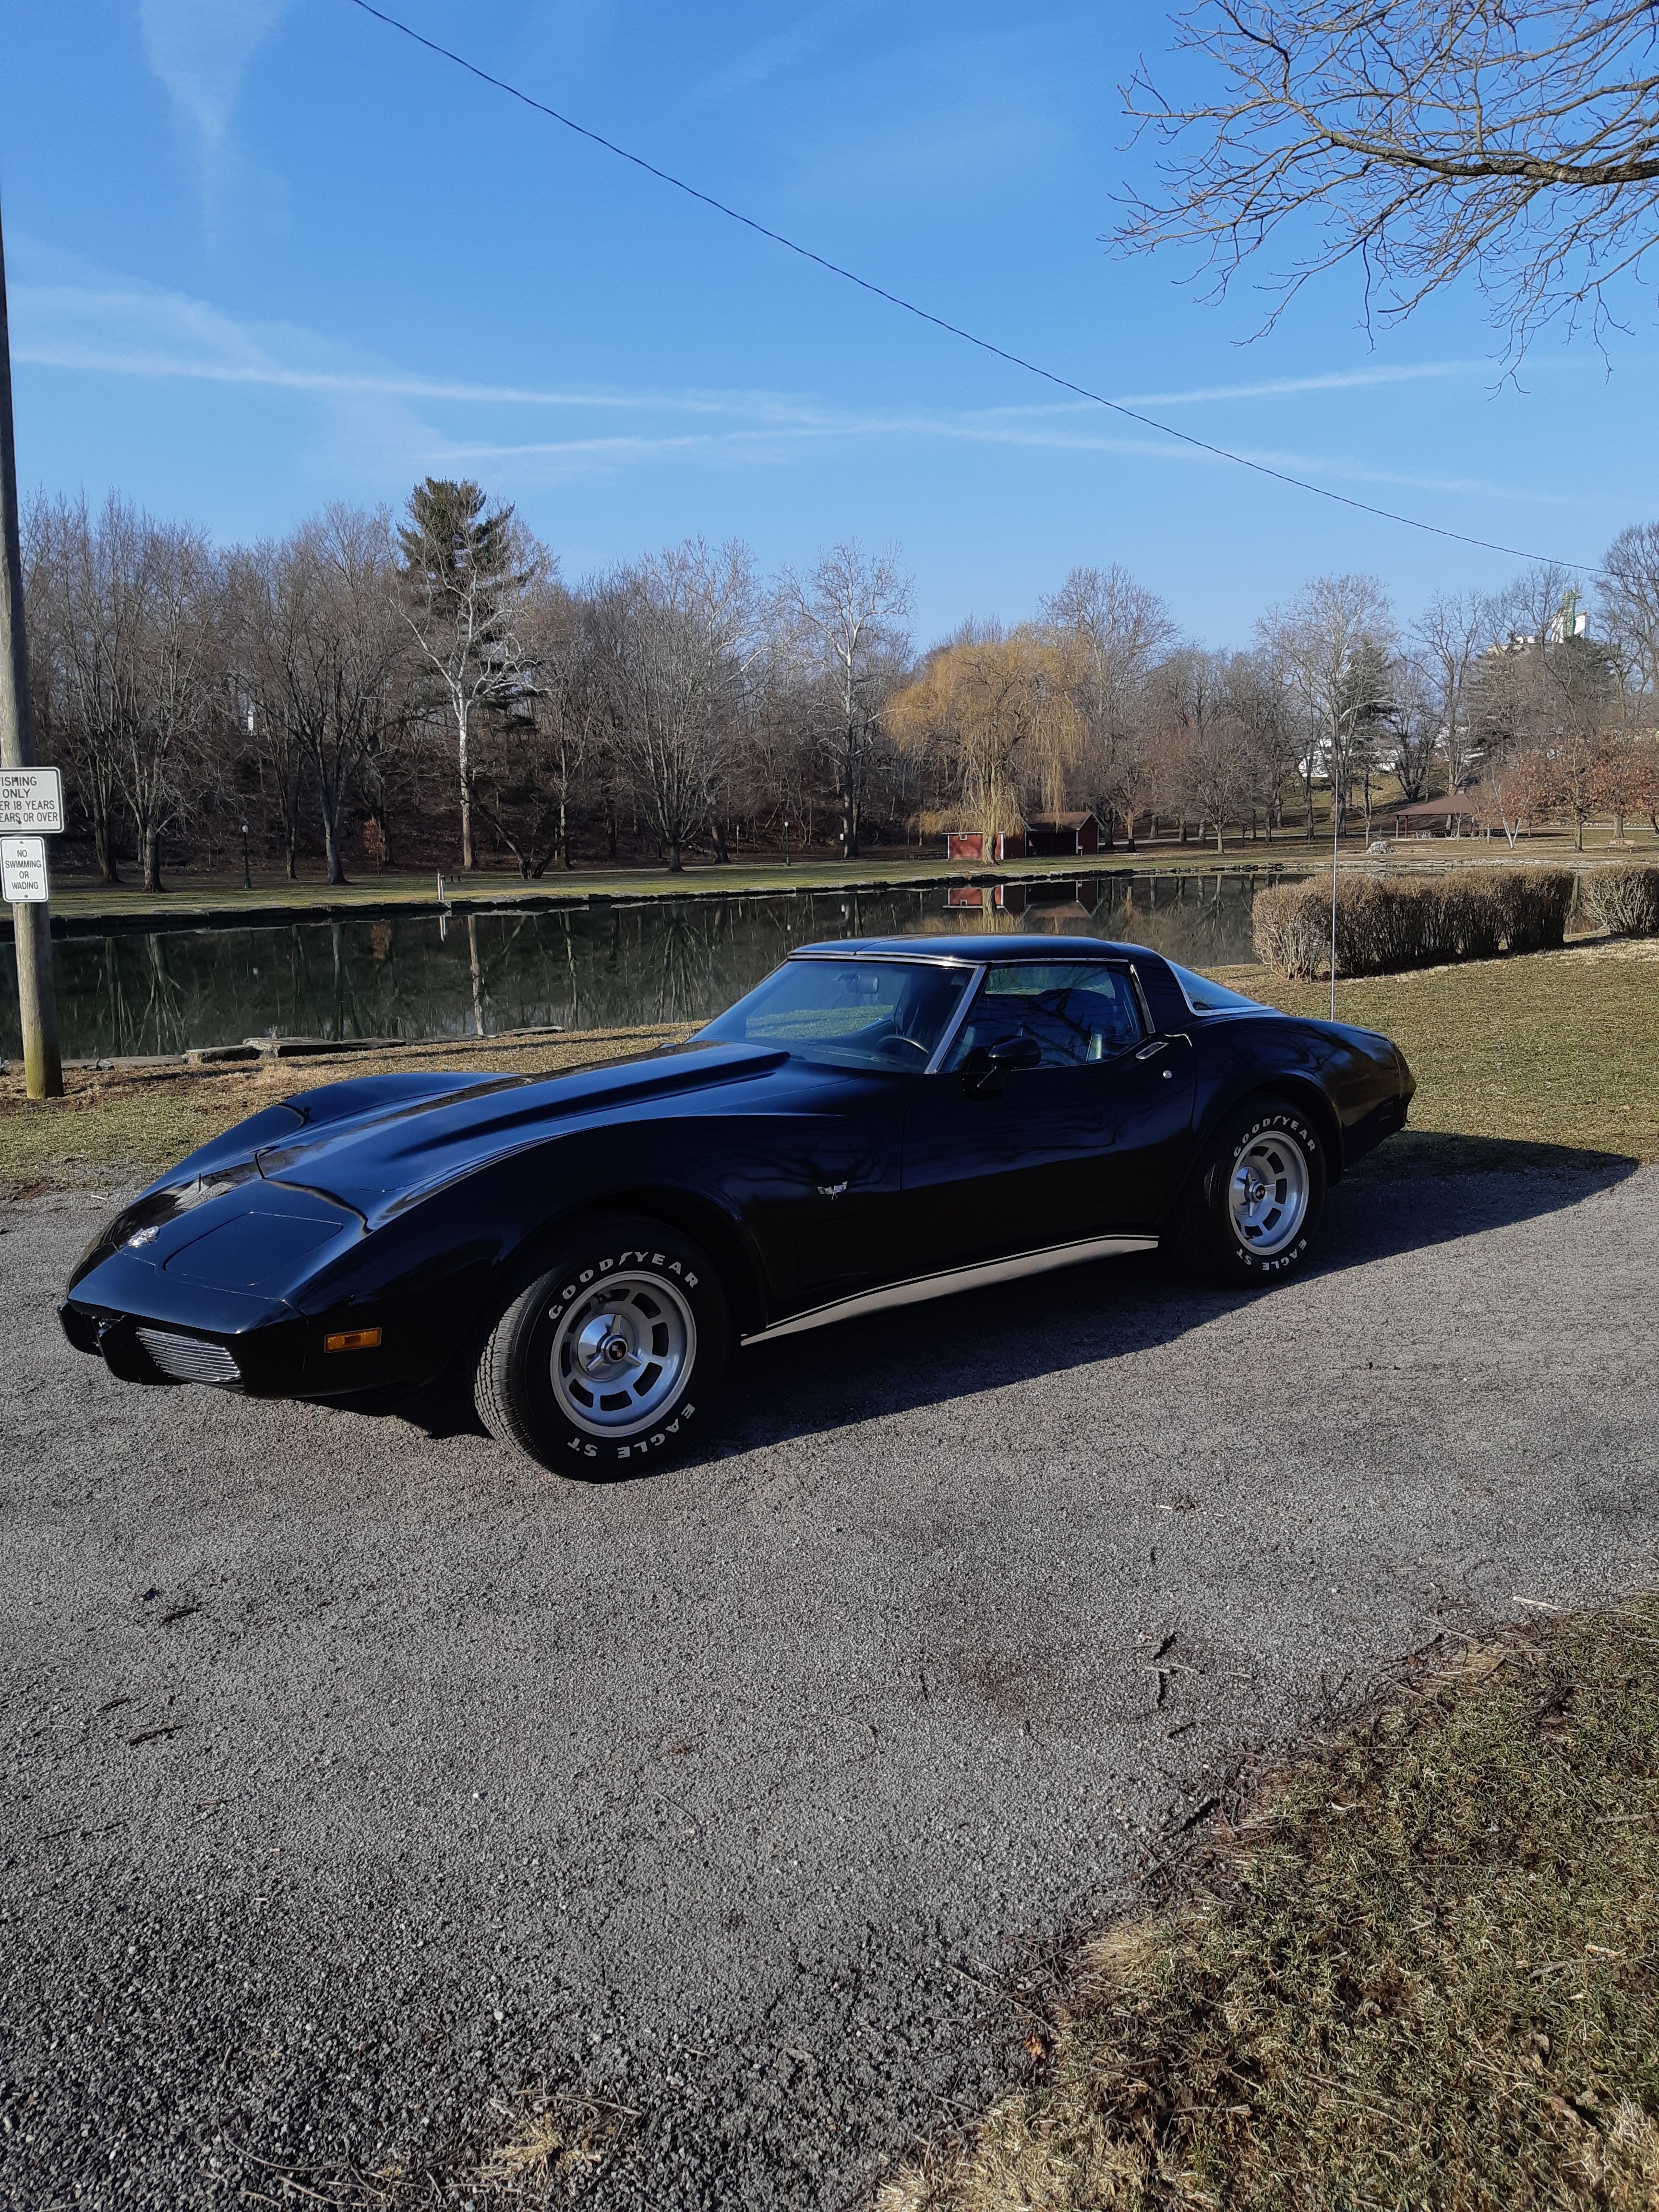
{"left": 1581, "top": 863, "right": 1659, "bottom": 938}
{"left": 1253, "top": 870, "right": 1575, "bottom": 979}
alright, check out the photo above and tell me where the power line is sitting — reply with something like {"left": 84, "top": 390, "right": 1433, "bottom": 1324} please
{"left": 345, "top": 0, "right": 1608, "bottom": 580}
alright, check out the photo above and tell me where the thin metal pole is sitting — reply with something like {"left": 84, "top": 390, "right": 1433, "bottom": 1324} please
{"left": 1330, "top": 732, "right": 1340, "bottom": 1022}
{"left": 0, "top": 196, "right": 61, "bottom": 1099}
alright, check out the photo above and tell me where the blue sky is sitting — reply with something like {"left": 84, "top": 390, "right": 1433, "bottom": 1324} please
{"left": 2, "top": 0, "right": 1653, "bottom": 646}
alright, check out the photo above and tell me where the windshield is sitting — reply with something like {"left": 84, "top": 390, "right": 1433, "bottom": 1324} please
{"left": 699, "top": 957, "right": 975, "bottom": 1070}
{"left": 1167, "top": 960, "right": 1271, "bottom": 1015}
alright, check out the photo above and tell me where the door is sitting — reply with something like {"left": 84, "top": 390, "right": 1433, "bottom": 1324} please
{"left": 902, "top": 961, "right": 1196, "bottom": 1270}
{"left": 726, "top": 1074, "right": 911, "bottom": 1314}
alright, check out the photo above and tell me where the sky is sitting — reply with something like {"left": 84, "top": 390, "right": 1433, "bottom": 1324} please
{"left": 1, "top": 0, "right": 1654, "bottom": 649}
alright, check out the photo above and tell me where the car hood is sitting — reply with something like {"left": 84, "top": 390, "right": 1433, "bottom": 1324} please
{"left": 253, "top": 1039, "right": 790, "bottom": 1222}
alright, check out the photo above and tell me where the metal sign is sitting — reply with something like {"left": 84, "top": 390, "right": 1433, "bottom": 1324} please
{"left": 2, "top": 835, "right": 48, "bottom": 903}
{"left": 0, "top": 767, "right": 64, "bottom": 834}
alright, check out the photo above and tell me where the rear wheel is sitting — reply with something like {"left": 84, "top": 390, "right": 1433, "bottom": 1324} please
{"left": 1169, "top": 1095, "right": 1327, "bottom": 1287}
{"left": 474, "top": 1215, "right": 730, "bottom": 1474}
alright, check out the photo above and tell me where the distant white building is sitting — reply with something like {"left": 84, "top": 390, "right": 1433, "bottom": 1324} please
{"left": 1501, "top": 587, "right": 1590, "bottom": 652}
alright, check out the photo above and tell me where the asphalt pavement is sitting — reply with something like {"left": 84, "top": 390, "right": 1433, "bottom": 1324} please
{"left": 3, "top": 1154, "right": 1656, "bottom": 2210}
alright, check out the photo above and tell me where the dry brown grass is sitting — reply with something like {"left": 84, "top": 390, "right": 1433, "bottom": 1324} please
{"left": 881, "top": 1599, "right": 1659, "bottom": 2212}
{"left": 473, "top": 2090, "right": 635, "bottom": 2201}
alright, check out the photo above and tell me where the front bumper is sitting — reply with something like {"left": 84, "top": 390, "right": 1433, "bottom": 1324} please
{"left": 59, "top": 1296, "right": 314, "bottom": 1394}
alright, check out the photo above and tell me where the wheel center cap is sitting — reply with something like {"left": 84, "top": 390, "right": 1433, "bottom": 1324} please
{"left": 604, "top": 1334, "right": 629, "bottom": 1362}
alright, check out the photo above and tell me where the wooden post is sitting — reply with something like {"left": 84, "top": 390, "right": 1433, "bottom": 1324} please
{"left": 0, "top": 196, "right": 61, "bottom": 1099}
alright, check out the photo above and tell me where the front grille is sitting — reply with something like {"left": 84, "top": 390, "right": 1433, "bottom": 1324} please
{"left": 135, "top": 1328, "right": 241, "bottom": 1386}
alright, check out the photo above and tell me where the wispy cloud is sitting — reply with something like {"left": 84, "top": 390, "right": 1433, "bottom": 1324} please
{"left": 10, "top": 252, "right": 1588, "bottom": 506}
{"left": 1113, "top": 362, "right": 1494, "bottom": 407}
{"left": 696, "top": 0, "right": 878, "bottom": 98}
{"left": 140, "top": 0, "right": 292, "bottom": 152}
{"left": 441, "top": 418, "right": 1580, "bottom": 506}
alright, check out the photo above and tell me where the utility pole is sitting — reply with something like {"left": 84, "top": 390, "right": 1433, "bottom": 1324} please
{"left": 0, "top": 196, "right": 61, "bottom": 1099}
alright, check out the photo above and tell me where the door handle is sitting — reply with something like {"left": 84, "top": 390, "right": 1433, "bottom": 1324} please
{"left": 1135, "top": 1039, "right": 1168, "bottom": 1061}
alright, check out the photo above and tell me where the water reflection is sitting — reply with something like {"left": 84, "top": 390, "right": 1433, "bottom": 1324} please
{"left": 1, "top": 870, "right": 1290, "bottom": 1061}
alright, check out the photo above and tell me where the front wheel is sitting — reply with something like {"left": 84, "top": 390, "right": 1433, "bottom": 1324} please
{"left": 474, "top": 1215, "right": 730, "bottom": 1475}
{"left": 1168, "top": 1095, "right": 1327, "bottom": 1287}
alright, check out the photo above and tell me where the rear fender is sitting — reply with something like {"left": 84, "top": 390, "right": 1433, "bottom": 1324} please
{"left": 1191, "top": 1074, "right": 1344, "bottom": 1190}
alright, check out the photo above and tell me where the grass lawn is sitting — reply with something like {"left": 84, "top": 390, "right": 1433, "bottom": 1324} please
{"left": 1223, "top": 936, "right": 1659, "bottom": 1175}
{"left": 883, "top": 1599, "right": 1659, "bottom": 2212}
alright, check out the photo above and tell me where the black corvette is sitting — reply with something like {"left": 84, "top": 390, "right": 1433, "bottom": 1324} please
{"left": 60, "top": 936, "right": 1413, "bottom": 1472}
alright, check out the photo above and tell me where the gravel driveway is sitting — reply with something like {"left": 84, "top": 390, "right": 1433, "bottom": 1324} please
{"left": 3, "top": 1156, "right": 1655, "bottom": 2210}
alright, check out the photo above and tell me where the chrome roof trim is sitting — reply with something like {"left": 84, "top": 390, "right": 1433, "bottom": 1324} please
{"left": 785, "top": 945, "right": 986, "bottom": 966}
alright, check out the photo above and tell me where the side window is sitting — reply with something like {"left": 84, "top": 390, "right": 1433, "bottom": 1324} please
{"left": 945, "top": 962, "right": 1145, "bottom": 1071}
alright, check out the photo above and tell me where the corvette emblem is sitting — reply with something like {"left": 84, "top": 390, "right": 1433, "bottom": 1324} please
{"left": 817, "top": 1181, "right": 849, "bottom": 1199}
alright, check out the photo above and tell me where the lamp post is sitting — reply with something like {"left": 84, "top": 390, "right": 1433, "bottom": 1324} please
{"left": 782, "top": 815, "right": 791, "bottom": 868}
{"left": 240, "top": 820, "right": 251, "bottom": 892}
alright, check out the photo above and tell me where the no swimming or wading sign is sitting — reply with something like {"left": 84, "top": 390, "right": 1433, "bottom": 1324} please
{"left": 2, "top": 834, "right": 48, "bottom": 903}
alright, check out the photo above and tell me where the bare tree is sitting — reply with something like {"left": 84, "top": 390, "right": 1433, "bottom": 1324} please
{"left": 1257, "top": 573, "right": 1395, "bottom": 839}
{"left": 397, "top": 478, "right": 539, "bottom": 870}
{"left": 1157, "top": 647, "right": 1257, "bottom": 849}
{"left": 225, "top": 548, "right": 307, "bottom": 879}
{"left": 1413, "top": 588, "right": 1491, "bottom": 795}
{"left": 1474, "top": 567, "right": 1617, "bottom": 846}
{"left": 1380, "top": 649, "right": 1441, "bottom": 805}
{"left": 1221, "top": 645, "right": 1300, "bottom": 836}
{"left": 1115, "top": 1, "right": 1659, "bottom": 355}
{"left": 1039, "top": 564, "right": 1177, "bottom": 845}
{"left": 1599, "top": 520, "right": 1659, "bottom": 695}
{"left": 473, "top": 578, "right": 598, "bottom": 878}
{"left": 244, "top": 508, "right": 407, "bottom": 887}
{"left": 775, "top": 541, "right": 913, "bottom": 860}
{"left": 595, "top": 540, "right": 757, "bottom": 874}
{"left": 26, "top": 494, "right": 139, "bottom": 884}
{"left": 24, "top": 496, "right": 121, "bottom": 884}
{"left": 37, "top": 498, "right": 221, "bottom": 893}
{"left": 124, "top": 519, "right": 222, "bottom": 893}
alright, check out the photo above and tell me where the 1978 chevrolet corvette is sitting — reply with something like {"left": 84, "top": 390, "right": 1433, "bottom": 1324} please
{"left": 60, "top": 936, "right": 1414, "bottom": 1471}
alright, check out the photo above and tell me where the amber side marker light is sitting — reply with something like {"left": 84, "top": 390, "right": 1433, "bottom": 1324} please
{"left": 325, "top": 1328, "right": 382, "bottom": 1354}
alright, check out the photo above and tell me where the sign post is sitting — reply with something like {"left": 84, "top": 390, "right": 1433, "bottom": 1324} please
{"left": 0, "top": 198, "right": 61, "bottom": 1099}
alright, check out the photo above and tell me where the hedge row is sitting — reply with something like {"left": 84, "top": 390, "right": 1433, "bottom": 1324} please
{"left": 1252, "top": 870, "right": 1577, "bottom": 979}
{"left": 1580, "top": 863, "right": 1659, "bottom": 938}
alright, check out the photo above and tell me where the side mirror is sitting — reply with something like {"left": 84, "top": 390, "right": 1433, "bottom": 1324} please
{"left": 962, "top": 1034, "right": 1041, "bottom": 1097}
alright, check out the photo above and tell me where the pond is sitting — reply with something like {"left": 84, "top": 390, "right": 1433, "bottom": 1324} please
{"left": 1, "top": 870, "right": 1289, "bottom": 1062}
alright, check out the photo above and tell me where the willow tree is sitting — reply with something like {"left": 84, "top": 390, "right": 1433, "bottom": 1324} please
{"left": 889, "top": 627, "right": 1081, "bottom": 842}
